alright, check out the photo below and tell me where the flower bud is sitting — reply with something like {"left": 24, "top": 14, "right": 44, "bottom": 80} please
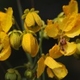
{"left": 9, "top": 29, "right": 22, "bottom": 50}
{"left": 22, "top": 33, "right": 39, "bottom": 57}
{"left": 5, "top": 68, "right": 21, "bottom": 80}
{"left": 24, "top": 69, "right": 33, "bottom": 79}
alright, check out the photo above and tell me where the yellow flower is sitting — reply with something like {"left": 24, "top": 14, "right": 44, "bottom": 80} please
{"left": 45, "top": 0, "right": 80, "bottom": 38}
{"left": 22, "top": 33, "right": 39, "bottom": 57}
{"left": 0, "top": 32, "right": 11, "bottom": 61}
{"left": 44, "top": 56, "right": 68, "bottom": 79}
{"left": 23, "top": 9, "right": 43, "bottom": 32}
{"left": 0, "top": 7, "right": 13, "bottom": 33}
{"left": 37, "top": 54, "right": 68, "bottom": 79}
{"left": 44, "top": 0, "right": 80, "bottom": 56}
{"left": 0, "top": 7, "right": 13, "bottom": 61}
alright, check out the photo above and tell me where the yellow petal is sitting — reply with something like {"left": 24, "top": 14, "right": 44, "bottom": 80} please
{"left": 44, "top": 56, "right": 62, "bottom": 69}
{"left": 1, "top": 7, "right": 13, "bottom": 33}
{"left": 24, "top": 22, "right": 41, "bottom": 33}
{"left": 25, "top": 12, "right": 35, "bottom": 27}
{"left": 53, "top": 63, "right": 68, "bottom": 79}
{"left": 59, "top": 13, "right": 78, "bottom": 32}
{"left": 0, "top": 12, "right": 6, "bottom": 31}
{"left": 47, "top": 67, "right": 54, "bottom": 78}
{"left": 22, "top": 33, "right": 39, "bottom": 57}
{"left": 0, "top": 45, "right": 11, "bottom": 61}
{"left": 63, "top": 0, "right": 78, "bottom": 15}
{"left": 32, "top": 12, "right": 43, "bottom": 27}
{"left": 65, "top": 14, "right": 80, "bottom": 37}
{"left": 0, "top": 31, "right": 11, "bottom": 61}
{"left": 45, "top": 20, "right": 59, "bottom": 38}
{"left": 0, "top": 12, "right": 6, "bottom": 21}
{"left": 37, "top": 56, "right": 46, "bottom": 78}
{"left": 60, "top": 42, "right": 77, "bottom": 56}
{"left": 0, "top": 31, "right": 10, "bottom": 48}
{"left": 49, "top": 44, "right": 62, "bottom": 59}
{"left": 65, "top": 23, "right": 80, "bottom": 38}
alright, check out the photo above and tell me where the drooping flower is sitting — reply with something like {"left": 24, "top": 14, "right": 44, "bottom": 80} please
{"left": 22, "top": 8, "right": 43, "bottom": 32}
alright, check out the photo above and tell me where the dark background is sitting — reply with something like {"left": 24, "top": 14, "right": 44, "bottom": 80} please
{"left": 0, "top": 0, "right": 80, "bottom": 80}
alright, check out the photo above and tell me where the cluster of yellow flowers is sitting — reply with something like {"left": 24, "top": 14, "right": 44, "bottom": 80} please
{"left": 0, "top": 0, "right": 80, "bottom": 79}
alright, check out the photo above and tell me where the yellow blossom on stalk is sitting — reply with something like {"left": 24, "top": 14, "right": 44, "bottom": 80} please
{"left": 44, "top": 0, "right": 80, "bottom": 56}
{"left": 37, "top": 53, "right": 68, "bottom": 79}
{"left": 22, "top": 8, "right": 43, "bottom": 32}
{"left": 0, "top": 7, "right": 13, "bottom": 61}
{"left": 22, "top": 32, "right": 39, "bottom": 57}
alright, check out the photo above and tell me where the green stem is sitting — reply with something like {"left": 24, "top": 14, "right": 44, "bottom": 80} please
{"left": 39, "top": 29, "right": 45, "bottom": 80}
{"left": 13, "top": 17, "right": 21, "bottom": 30}
{"left": 39, "top": 29, "right": 44, "bottom": 55}
{"left": 16, "top": 0, "right": 24, "bottom": 30}
{"left": 25, "top": 53, "right": 33, "bottom": 65}
{"left": 13, "top": 65, "right": 25, "bottom": 69}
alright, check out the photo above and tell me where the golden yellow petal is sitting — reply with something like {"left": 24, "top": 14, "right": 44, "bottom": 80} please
{"left": 37, "top": 56, "right": 46, "bottom": 78}
{"left": 0, "top": 31, "right": 10, "bottom": 48}
{"left": 25, "top": 12, "right": 35, "bottom": 27}
{"left": 0, "top": 45, "right": 11, "bottom": 61}
{"left": 65, "top": 24, "right": 80, "bottom": 38}
{"left": 47, "top": 67, "right": 54, "bottom": 78}
{"left": 44, "top": 56, "right": 62, "bottom": 69}
{"left": 32, "top": 12, "right": 43, "bottom": 27}
{"left": 45, "top": 20, "right": 59, "bottom": 38}
{"left": 22, "top": 33, "right": 39, "bottom": 57}
{"left": 0, "top": 31, "right": 11, "bottom": 61}
{"left": 60, "top": 42, "right": 77, "bottom": 56}
{"left": 0, "top": 12, "right": 6, "bottom": 21}
{"left": 1, "top": 7, "right": 13, "bottom": 33}
{"left": 63, "top": 0, "right": 78, "bottom": 15}
{"left": 53, "top": 63, "right": 68, "bottom": 79}
{"left": 59, "top": 13, "right": 77, "bottom": 32}
{"left": 49, "top": 44, "right": 62, "bottom": 59}
{"left": 0, "top": 12, "right": 6, "bottom": 31}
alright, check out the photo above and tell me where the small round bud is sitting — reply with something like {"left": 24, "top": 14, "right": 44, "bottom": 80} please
{"left": 24, "top": 69, "right": 33, "bottom": 79}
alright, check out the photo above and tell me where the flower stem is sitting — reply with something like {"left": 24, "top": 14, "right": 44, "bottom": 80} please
{"left": 39, "top": 29, "right": 45, "bottom": 80}
{"left": 13, "top": 65, "right": 25, "bottom": 69}
{"left": 25, "top": 53, "right": 33, "bottom": 65}
{"left": 39, "top": 29, "right": 44, "bottom": 55}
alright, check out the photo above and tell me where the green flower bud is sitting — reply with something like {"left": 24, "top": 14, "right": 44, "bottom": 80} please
{"left": 8, "top": 29, "right": 22, "bottom": 50}
{"left": 24, "top": 69, "right": 33, "bottom": 79}
{"left": 5, "top": 68, "right": 21, "bottom": 80}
